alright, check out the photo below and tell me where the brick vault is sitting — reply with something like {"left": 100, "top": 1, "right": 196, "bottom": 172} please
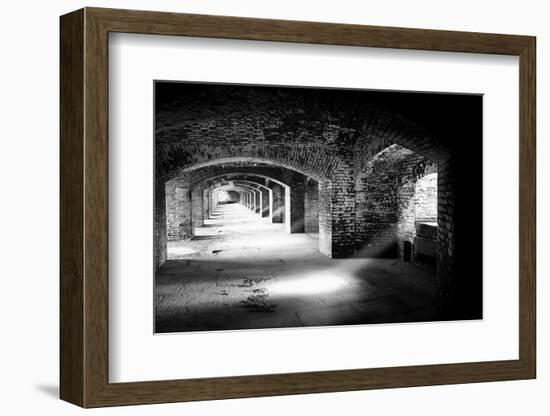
{"left": 154, "top": 82, "right": 482, "bottom": 319}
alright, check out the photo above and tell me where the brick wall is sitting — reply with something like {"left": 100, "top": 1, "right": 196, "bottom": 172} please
{"left": 437, "top": 157, "right": 456, "bottom": 313}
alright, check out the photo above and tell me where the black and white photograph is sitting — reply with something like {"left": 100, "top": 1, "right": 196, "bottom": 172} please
{"left": 0, "top": 0, "right": 543, "bottom": 412}
{"left": 154, "top": 82, "right": 482, "bottom": 333}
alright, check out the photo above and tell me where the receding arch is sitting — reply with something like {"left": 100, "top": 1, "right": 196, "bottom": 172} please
{"left": 204, "top": 182, "right": 260, "bottom": 222}
{"left": 203, "top": 178, "right": 287, "bottom": 229}
{"left": 199, "top": 174, "right": 287, "bottom": 222}
{"left": 193, "top": 171, "right": 290, "bottom": 188}
{"left": 179, "top": 157, "right": 332, "bottom": 183}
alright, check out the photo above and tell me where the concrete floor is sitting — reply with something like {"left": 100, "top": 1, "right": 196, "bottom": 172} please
{"left": 155, "top": 203, "right": 439, "bottom": 333}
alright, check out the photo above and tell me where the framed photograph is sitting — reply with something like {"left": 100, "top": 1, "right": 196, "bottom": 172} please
{"left": 60, "top": 7, "right": 536, "bottom": 407}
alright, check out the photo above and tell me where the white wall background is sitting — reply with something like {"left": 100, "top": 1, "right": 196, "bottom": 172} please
{"left": 0, "top": 0, "right": 545, "bottom": 414}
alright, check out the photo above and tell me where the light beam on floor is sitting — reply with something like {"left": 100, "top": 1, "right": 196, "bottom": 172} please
{"left": 268, "top": 271, "right": 350, "bottom": 295}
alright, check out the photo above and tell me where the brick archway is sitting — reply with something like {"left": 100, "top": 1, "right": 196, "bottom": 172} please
{"left": 169, "top": 165, "right": 332, "bottom": 255}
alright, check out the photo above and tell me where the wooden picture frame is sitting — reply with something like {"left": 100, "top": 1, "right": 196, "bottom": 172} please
{"left": 60, "top": 7, "right": 536, "bottom": 408}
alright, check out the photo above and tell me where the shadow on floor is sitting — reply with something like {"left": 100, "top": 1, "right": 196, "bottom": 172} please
{"left": 35, "top": 384, "right": 58, "bottom": 399}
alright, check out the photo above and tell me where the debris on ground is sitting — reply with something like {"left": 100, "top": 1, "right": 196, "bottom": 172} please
{"left": 236, "top": 277, "right": 270, "bottom": 288}
{"left": 240, "top": 288, "right": 276, "bottom": 313}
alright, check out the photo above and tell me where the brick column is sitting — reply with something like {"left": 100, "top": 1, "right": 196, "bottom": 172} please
{"left": 304, "top": 178, "right": 319, "bottom": 234}
{"left": 203, "top": 189, "right": 209, "bottom": 220}
{"left": 211, "top": 190, "right": 218, "bottom": 211}
{"left": 191, "top": 187, "right": 203, "bottom": 231}
{"left": 261, "top": 188, "right": 270, "bottom": 218}
{"left": 289, "top": 175, "right": 305, "bottom": 233}
{"left": 165, "top": 181, "right": 192, "bottom": 241}
{"left": 318, "top": 181, "right": 332, "bottom": 257}
{"left": 155, "top": 179, "right": 167, "bottom": 270}
{"left": 208, "top": 189, "right": 215, "bottom": 218}
{"left": 327, "top": 171, "right": 356, "bottom": 258}
{"left": 268, "top": 187, "right": 273, "bottom": 220}
{"left": 254, "top": 189, "right": 262, "bottom": 214}
{"left": 271, "top": 183, "right": 285, "bottom": 223}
